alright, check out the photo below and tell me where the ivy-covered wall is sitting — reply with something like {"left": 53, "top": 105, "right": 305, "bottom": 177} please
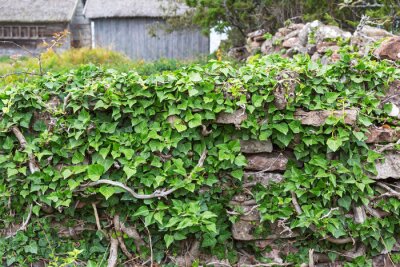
{"left": 1, "top": 50, "right": 400, "bottom": 266}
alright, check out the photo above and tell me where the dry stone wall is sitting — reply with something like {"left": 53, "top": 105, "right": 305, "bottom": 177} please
{"left": 219, "top": 107, "right": 400, "bottom": 265}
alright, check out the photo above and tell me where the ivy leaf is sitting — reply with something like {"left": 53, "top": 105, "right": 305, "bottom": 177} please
{"left": 338, "top": 196, "right": 351, "bottom": 210}
{"left": 133, "top": 206, "right": 149, "bottom": 217}
{"left": 326, "top": 138, "right": 342, "bottom": 152}
{"left": 230, "top": 169, "right": 243, "bottom": 180}
{"left": 353, "top": 131, "right": 365, "bottom": 141}
{"left": 188, "top": 114, "right": 202, "bottom": 128}
{"left": 87, "top": 164, "right": 105, "bottom": 181}
{"left": 164, "top": 234, "right": 174, "bottom": 248}
{"left": 123, "top": 166, "right": 136, "bottom": 179}
{"left": 68, "top": 179, "right": 81, "bottom": 190}
{"left": 189, "top": 72, "right": 202, "bottom": 82}
{"left": 99, "top": 186, "right": 115, "bottom": 200}
{"left": 24, "top": 241, "right": 38, "bottom": 254}
{"left": 272, "top": 123, "right": 289, "bottom": 135}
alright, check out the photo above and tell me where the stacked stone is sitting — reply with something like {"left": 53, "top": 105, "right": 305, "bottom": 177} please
{"left": 234, "top": 20, "right": 396, "bottom": 63}
{"left": 216, "top": 108, "right": 400, "bottom": 265}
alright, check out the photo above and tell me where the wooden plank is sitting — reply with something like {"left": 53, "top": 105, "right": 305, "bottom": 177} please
{"left": 93, "top": 18, "right": 209, "bottom": 60}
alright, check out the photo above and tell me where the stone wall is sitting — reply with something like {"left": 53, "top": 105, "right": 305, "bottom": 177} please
{"left": 229, "top": 20, "right": 397, "bottom": 62}
{"left": 217, "top": 109, "right": 400, "bottom": 266}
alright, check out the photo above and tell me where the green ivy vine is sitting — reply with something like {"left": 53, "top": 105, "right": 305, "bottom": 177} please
{"left": 1, "top": 48, "right": 400, "bottom": 266}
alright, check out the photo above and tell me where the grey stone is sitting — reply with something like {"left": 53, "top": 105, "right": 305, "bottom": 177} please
{"left": 282, "top": 37, "right": 300, "bottom": 48}
{"left": 216, "top": 109, "right": 247, "bottom": 125}
{"left": 375, "top": 152, "right": 400, "bottom": 179}
{"left": 365, "top": 127, "right": 400, "bottom": 143}
{"left": 315, "top": 25, "right": 352, "bottom": 43}
{"left": 243, "top": 172, "right": 284, "bottom": 187}
{"left": 240, "top": 139, "right": 273, "bottom": 153}
{"left": 245, "top": 152, "right": 288, "bottom": 171}
{"left": 232, "top": 216, "right": 298, "bottom": 241}
{"left": 294, "top": 109, "right": 358, "bottom": 126}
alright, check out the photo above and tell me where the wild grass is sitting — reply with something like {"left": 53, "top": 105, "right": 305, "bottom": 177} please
{"left": 0, "top": 47, "right": 210, "bottom": 85}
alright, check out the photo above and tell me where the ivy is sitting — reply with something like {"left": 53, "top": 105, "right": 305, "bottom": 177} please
{"left": 1, "top": 49, "right": 400, "bottom": 265}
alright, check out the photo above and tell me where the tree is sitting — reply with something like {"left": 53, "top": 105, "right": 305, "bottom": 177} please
{"left": 182, "top": 0, "right": 400, "bottom": 46}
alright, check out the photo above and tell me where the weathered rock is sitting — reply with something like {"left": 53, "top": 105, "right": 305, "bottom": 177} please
{"left": 359, "top": 25, "right": 393, "bottom": 40}
{"left": 365, "top": 127, "right": 400, "bottom": 143}
{"left": 316, "top": 41, "right": 340, "bottom": 53}
{"left": 374, "top": 36, "right": 400, "bottom": 61}
{"left": 261, "top": 39, "right": 273, "bottom": 54}
{"left": 249, "top": 41, "right": 262, "bottom": 49}
{"left": 282, "top": 37, "right": 300, "bottom": 48}
{"left": 227, "top": 46, "right": 250, "bottom": 61}
{"left": 375, "top": 152, "right": 400, "bottom": 179}
{"left": 243, "top": 172, "right": 284, "bottom": 187}
{"left": 232, "top": 217, "right": 297, "bottom": 241}
{"left": 294, "top": 109, "right": 358, "bottom": 127}
{"left": 254, "top": 35, "right": 266, "bottom": 42}
{"left": 216, "top": 109, "right": 247, "bottom": 125}
{"left": 247, "top": 29, "right": 266, "bottom": 39}
{"left": 315, "top": 25, "right": 352, "bottom": 43}
{"left": 245, "top": 152, "right": 288, "bottom": 171}
{"left": 240, "top": 139, "right": 273, "bottom": 153}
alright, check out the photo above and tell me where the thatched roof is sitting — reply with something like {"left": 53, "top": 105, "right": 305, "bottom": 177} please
{"left": 0, "top": 0, "right": 79, "bottom": 23}
{"left": 84, "top": 0, "right": 189, "bottom": 19}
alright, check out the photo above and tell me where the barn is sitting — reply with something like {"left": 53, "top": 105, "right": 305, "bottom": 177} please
{"left": 0, "top": 0, "right": 90, "bottom": 56}
{"left": 83, "top": 0, "right": 210, "bottom": 60}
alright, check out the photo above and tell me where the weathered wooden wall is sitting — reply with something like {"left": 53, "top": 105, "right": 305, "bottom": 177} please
{"left": 70, "top": 0, "right": 91, "bottom": 48}
{"left": 0, "top": 23, "right": 70, "bottom": 56}
{"left": 93, "top": 18, "right": 209, "bottom": 60}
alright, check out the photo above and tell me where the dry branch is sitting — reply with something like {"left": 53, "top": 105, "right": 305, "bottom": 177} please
{"left": 5, "top": 204, "right": 33, "bottom": 239}
{"left": 108, "top": 235, "right": 119, "bottom": 267}
{"left": 82, "top": 149, "right": 207, "bottom": 200}
{"left": 114, "top": 215, "right": 133, "bottom": 260}
{"left": 120, "top": 222, "right": 145, "bottom": 253}
{"left": 12, "top": 126, "right": 39, "bottom": 173}
{"left": 84, "top": 179, "right": 176, "bottom": 199}
{"left": 290, "top": 191, "right": 354, "bottom": 245}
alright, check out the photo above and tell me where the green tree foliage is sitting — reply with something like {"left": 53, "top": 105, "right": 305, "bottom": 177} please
{"left": 183, "top": 0, "right": 400, "bottom": 45}
{"left": 1, "top": 48, "right": 400, "bottom": 265}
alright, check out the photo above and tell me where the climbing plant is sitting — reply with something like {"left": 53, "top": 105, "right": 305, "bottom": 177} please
{"left": 1, "top": 47, "right": 400, "bottom": 266}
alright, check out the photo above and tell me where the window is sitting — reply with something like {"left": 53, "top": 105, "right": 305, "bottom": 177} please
{"left": 0, "top": 25, "right": 47, "bottom": 39}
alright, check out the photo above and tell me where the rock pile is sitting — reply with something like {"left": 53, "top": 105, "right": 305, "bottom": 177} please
{"left": 236, "top": 20, "right": 399, "bottom": 63}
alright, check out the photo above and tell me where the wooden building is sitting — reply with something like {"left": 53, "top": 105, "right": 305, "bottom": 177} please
{"left": 83, "top": 0, "right": 209, "bottom": 60}
{"left": 0, "top": 0, "right": 91, "bottom": 55}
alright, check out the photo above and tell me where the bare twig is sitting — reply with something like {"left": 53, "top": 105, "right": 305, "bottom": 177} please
{"left": 5, "top": 204, "right": 33, "bottom": 239}
{"left": 63, "top": 93, "right": 71, "bottom": 112}
{"left": 374, "top": 182, "right": 400, "bottom": 200}
{"left": 12, "top": 126, "right": 40, "bottom": 174}
{"left": 84, "top": 179, "right": 176, "bottom": 199}
{"left": 142, "top": 221, "right": 153, "bottom": 267}
{"left": 291, "top": 191, "right": 354, "bottom": 245}
{"left": 120, "top": 222, "right": 145, "bottom": 253}
{"left": 82, "top": 149, "right": 207, "bottom": 199}
{"left": 114, "top": 215, "right": 133, "bottom": 260}
{"left": 108, "top": 235, "right": 119, "bottom": 267}
{"left": 309, "top": 249, "right": 315, "bottom": 267}
{"left": 320, "top": 207, "right": 339, "bottom": 220}
{"left": 92, "top": 203, "right": 102, "bottom": 232}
